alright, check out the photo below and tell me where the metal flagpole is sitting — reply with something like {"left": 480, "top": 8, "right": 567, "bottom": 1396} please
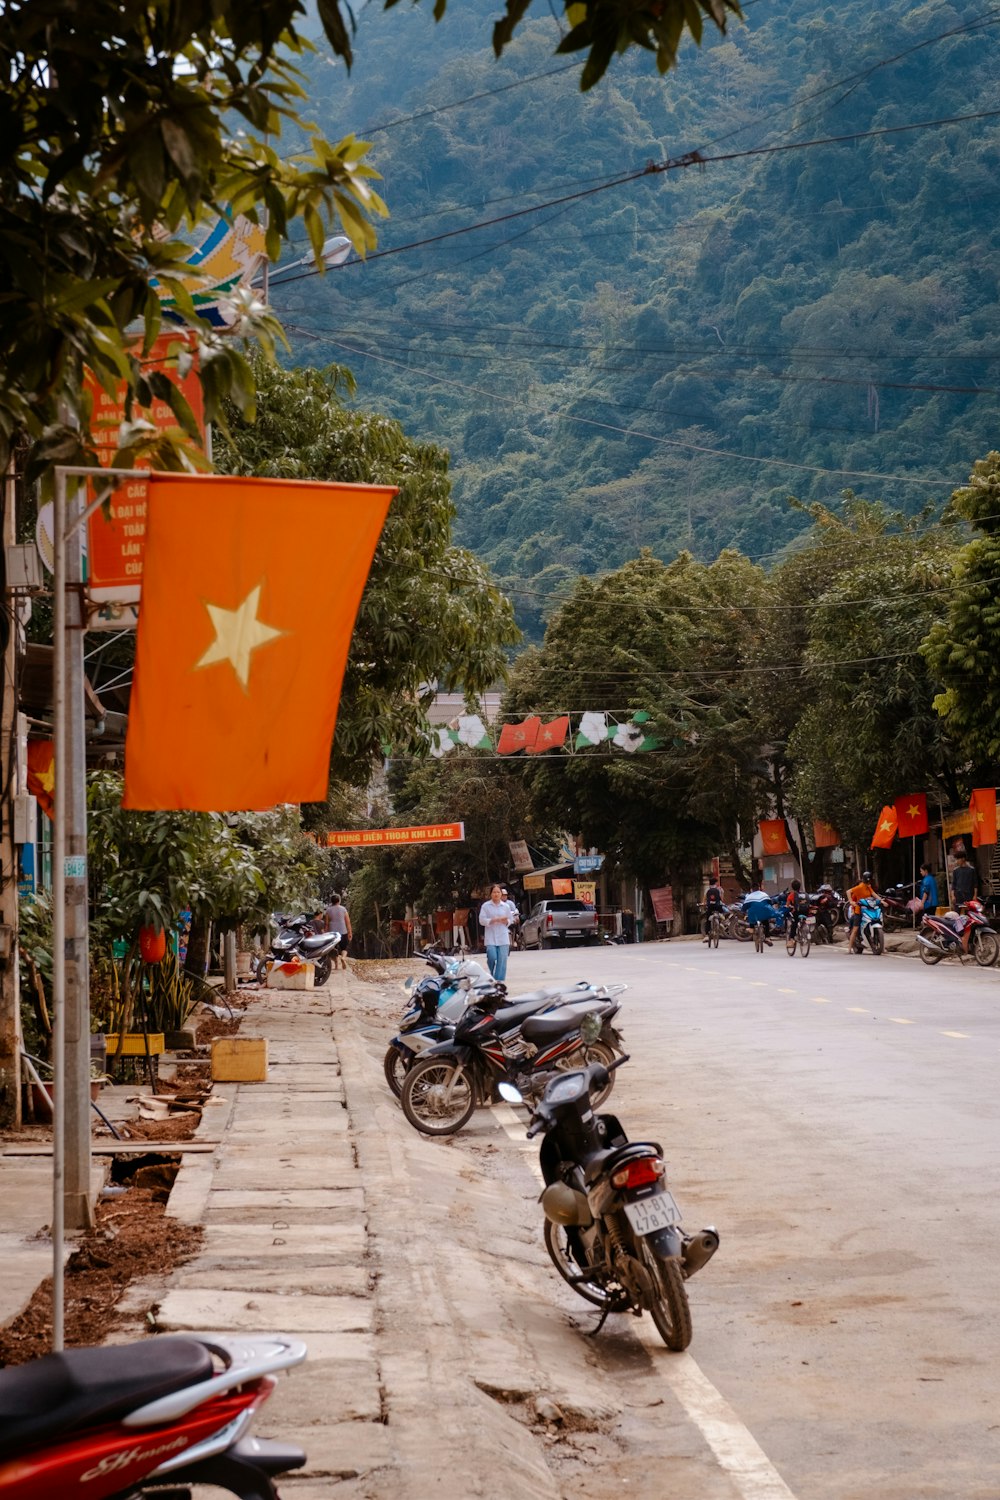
{"left": 912, "top": 833, "right": 917, "bottom": 929}
{"left": 51, "top": 466, "right": 147, "bottom": 1349}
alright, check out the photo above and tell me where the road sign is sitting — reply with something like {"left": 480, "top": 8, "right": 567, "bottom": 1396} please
{"left": 326, "top": 823, "right": 465, "bottom": 848}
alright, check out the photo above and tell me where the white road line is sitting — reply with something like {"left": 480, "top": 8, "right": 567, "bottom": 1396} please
{"left": 493, "top": 1105, "right": 800, "bottom": 1500}
{"left": 889, "top": 1017, "right": 914, "bottom": 1025}
{"left": 941, "top": 1030, "right": 969, "bottom": 1038}
{"left": 846, "top": 1006, "right": 867, "bottom": 1013}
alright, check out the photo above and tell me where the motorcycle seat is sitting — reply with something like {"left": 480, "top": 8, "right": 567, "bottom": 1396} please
{"left": 582, "top": 1139, "right": 665, "bottom": 1186}
{"left": 493, "top": 998, "right": 559, "bottom": 1029}
{"left": 0, "top": 1336, "right": 213, "bottom": 1460}
{"left": 300, "top": 932, "right": 338, "bottom": 952}
{"left": 521, "top": 1004, "right": 600, "bottom": 1041}
{"left": 502, "top": 986, "right": 569, "bottom": 1006}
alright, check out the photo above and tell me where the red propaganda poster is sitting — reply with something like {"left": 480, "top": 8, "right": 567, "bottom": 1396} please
{"left": 648, "top": 886, "right": 674, "bottom": 923}
{"left": 86, "top": 332, "right": 205, "bottom": 606}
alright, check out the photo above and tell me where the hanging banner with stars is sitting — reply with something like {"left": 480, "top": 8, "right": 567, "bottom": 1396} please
{"left": 122, "top": 473, "right": 395, "bottom": 811}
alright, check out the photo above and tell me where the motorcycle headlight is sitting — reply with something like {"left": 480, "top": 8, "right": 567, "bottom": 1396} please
{"left": 580, "top": 1011, "right": 601, "bottom": 1044}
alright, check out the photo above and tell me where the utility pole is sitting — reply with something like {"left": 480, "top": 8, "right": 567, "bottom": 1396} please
{"left": 0, "top": 462, "right": 21, "bottom": 1127}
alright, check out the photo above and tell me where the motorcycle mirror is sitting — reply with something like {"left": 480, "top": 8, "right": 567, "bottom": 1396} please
{"left": 497, "top": 1082, "right": 524, "bottom": 1105}
{"left": 403, "top": 976, "right": 415, "bottom": 991}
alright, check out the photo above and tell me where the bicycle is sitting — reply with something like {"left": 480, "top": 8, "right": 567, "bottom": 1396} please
{"left": 707, "top": 909, "right": 727, "bottom": 948}
{"left": 785, "top": 914, "right": 813, "bottom": 958}
{"left": 753, "top": 922, "right": 765, "bottom": 953}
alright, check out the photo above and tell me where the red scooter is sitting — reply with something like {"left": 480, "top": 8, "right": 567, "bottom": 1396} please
{"left": 917, "top": 898, "right": 1000, "bottom": 968}
{"left": 0, "top": 1333, "right": 306, "bottom": 1499}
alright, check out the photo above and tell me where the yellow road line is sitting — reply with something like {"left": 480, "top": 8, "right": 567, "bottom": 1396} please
{"left": 811, "top": 997, "right": 830, "bottom": 1004}
{"left": 748, "top": 981, "right": 768, "bottom": 987}
{"left": 846, "top": 1006, "right": 867, "bottom": 1013}
{"left": 940, "top": 1030, "right": 969, "bottom": 1039}
{"left": 889, "top": 1017, "right": 914, "bottom": 1025}
{"left": 778, "top": 988, "right": 798, "bottom": 994}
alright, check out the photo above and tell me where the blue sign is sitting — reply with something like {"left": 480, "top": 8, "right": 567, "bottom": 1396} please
{"left": 574, "top": 855, "right": 603, "bottom": 874}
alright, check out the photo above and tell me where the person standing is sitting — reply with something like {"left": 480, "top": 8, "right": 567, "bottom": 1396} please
{"left": 479, "top": 883, "right": 512, "bottom": 983}
{"left": 500, "top": 886, "right": 521, "bottom": 949}
{"left": 951, "top": 851, "right": 978, "bottom": 908}
{"left": 324, "top": 893, "right": 352, "bottom": 969}
{"left": 918, "top": 862, "right": 939, "bottom": 914}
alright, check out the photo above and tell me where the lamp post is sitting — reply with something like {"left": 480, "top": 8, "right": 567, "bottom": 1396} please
{"left": 255, "top": 236, "right": 352, "bottom": 302}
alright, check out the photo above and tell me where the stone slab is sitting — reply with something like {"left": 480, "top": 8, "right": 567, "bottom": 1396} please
{"left": 155, "top": 1288, "right": 373, "bottom": 1334}
{"left": 181, "top": 1264, "right": 369, "bottom": 1297}
{"left": 259, "top": 1423, "right": 392, "bottom": 1480}
{"left": 207, "top": 1189, "right": 363, "bottom": 1211}
{"left": 200, "top": 1223, "right": 364, "bottom": 1257}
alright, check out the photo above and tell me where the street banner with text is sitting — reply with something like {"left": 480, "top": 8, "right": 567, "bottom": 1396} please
{"left": 327, "top": 823, "right": 466, "bottom": 848}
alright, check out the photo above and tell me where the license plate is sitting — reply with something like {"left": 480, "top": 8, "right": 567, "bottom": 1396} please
{"left": 624, "top": 1191, "right": 681, "bottom": 1237}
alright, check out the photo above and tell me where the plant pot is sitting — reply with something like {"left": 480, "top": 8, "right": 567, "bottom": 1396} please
{"left": 28, "top": 1080, "right": 102, "bottom": 1123}
{"left": 164, "top": 1028, "right": 197, "bottom": 1051}
{"left": 105, "top": 1032, "right": 165, "bottom": 1056}
{"left": 235, "top": 950, "right": 255, "bottom": 978}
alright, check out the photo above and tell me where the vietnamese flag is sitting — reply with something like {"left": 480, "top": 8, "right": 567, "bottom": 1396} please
{"left": 27, "top": 740, "right": 55, "bottom": 821}
{"left": 970, "top": 787, "right": 998, "bottom": 847}
{"left": 497, "top": 717, "right": 541, "bottom": 755}
{"left": 870, "top": 805, "right": 898, "bottom": 849}
{"left": 894, "top": 793, "right": 928, "bottom": 838}
{"left": 812, "top": 818, "right": 840, "bottom": 849}
{"left": 527, "top": 716, "right": 570, "bottom": 754}
{"left": 759, "top": 819, "right": 789, "bottom": 855}
{"left": 123, "top": 474, "right": 395, "bottom": 810}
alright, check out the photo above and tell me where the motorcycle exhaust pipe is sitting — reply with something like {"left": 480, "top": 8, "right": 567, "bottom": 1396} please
{"left": 681, "top": 1228, "right": 720, "bottom": 1277}
{"left": 916, "top": 934, "right": 943, "bottom": 952}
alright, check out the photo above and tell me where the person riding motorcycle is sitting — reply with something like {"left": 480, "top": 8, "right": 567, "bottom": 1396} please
{"left": 847, "top": 872, "right": 878, "bottom": 955}
{"left": 703, "top": 876, "right": 726, "bottom": 942}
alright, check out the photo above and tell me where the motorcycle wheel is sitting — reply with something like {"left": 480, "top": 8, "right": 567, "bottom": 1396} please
{"left": 973, "top": 929, "right": 1000, "bottom": 967}
{"left": 731, "top": 916, "right": 751, "bottom": 942}
{"left": 384, "top": 1046, "right": 408, "bottom": 1099}
{"left": 919, "top": 942, "right": 944, "bottom": 965}
{"left": 543, "top": 1219, "right": 611, "bottom": 1308}
{"left": 255, "top": 956, "right": 270, "bottom": 985}
{"left": 400, "top": 1058, "right": 476, "bottom": 1136}
{"left": 313, "top": 954, "right": 333, "bottom": 987}
{"left": 868, "top": 927, "right": 885, "bottom": 956}
{"left": 639, "top": 1241, "right": 692, "bottom": 1352}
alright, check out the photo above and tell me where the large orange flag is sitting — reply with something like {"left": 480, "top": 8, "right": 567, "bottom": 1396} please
{"left": 970, "top": 787, "right": 997, "bottom": 847}
{"left": 870, "top": 805, "right": 898, "bottom": 849}
{"left": 812, "top": 818, "right": 840, "bottom": 849}
{"left": 759, "top": 819, "right": 789, "bottom": 855}
{"left": 27, "top": 740, "right": 55, "bottom": 821}
{"left": 123, "top": 474, "right": 395, "bottom": 810}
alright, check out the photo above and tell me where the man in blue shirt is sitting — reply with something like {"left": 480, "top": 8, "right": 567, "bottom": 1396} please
{"left": 918, "top": 863, "right": 939, "bottom": 914}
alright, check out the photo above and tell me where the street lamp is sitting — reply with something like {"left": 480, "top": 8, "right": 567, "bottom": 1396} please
{"left": 253, "top": 235, "right": 353, "bottom": 300}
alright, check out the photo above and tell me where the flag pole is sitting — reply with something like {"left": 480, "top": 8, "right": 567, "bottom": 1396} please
{"left": 912, "top": 832, "right": 917, "bottom": 929}
{"left": 938, "top": 800, "right": 953, "bottom": 908}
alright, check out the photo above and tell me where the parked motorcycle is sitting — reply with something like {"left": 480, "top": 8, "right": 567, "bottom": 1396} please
{"left": 0, "top": 1333, "right": 306, "bottom": 1499}
{"left": 501, "top": 1059, "right": 718, "bottom": 1351}
{"left": 849, "top": 895, "right": 885, "bottom": 955}
{"left": 399, "top": 987, "right": 625, "bottom": 1136}
{"left": 256, "top": 912, "right": 341, "bottom": 987}
{"left": 917, "top": 898, "right": 1000, "bottom": 967}
{"left": 880, "top": 882, "right": 923, "bottom": 931}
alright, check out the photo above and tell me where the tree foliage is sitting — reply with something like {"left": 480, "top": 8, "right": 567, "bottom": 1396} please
{"left": 922, "top": 453, "right": 1000, "bottom": 771}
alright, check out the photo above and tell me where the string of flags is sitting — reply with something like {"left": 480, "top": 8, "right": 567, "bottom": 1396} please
{"left": 428, "top": 711, "right": 661, "bottom": 759}
{"left": 870, "top": 789, "right": 997, "bottom": 849}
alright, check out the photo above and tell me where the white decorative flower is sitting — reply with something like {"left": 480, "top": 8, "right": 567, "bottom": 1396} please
{"left": 612, "top": 721, "right": 644, "bottom": 753}
{"left": 429, "top": 729, "right": 456, "bottom": 759}
{"left": 577, "top": 711, "right": 608, "bottom": 746}
{"left": 456, "top": 714, "right": 489, "bottom": 748}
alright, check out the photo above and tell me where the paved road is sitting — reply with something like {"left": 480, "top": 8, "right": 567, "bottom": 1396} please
{"left": 497, "top": 938, "right": 1000, "bottom": 1500}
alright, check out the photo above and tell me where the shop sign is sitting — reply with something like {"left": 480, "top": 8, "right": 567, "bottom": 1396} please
{"left": 509, "top": 839, "right": 533, "bottom": 871}
{"left": 574, "top": 881, "right": 596, "bottom": 906}
{"left": 648, "top": 885, "right": 674, "bottom": 922}
{"left": 326, "top": 822, "right": 465, "bottom": 848}
{"left": 574, "top": 855, "right": 603, "bottom": 874}
{"left": 524, "top": 872, "right": 546, "bottom": 891}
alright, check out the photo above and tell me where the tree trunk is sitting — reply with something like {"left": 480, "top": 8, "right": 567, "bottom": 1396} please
{"left": 184, "top": 915, "right": 211, "bottom": 979}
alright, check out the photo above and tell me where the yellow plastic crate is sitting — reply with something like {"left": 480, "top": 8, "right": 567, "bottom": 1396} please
{"left": 105, "top": 1032, "right": 165, "bottom": 1056}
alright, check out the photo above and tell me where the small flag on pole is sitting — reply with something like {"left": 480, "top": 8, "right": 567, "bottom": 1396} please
{"left": 759, "top": 819, "right": 789, "bottom": 855}
{"left": 894, "top": 793, "right": 928, "bottom": 837}
{"left": 870, "top": 805, "right": 898, "bottom": 849}
{"left": 970, "top": 787, "right": 998, "bottom": 846}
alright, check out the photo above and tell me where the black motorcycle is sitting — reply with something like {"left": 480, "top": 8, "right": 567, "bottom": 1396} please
{"left": 399, "top": 989, "right": 621, "bottom": 1136}
{"left": 255, "top": 911, "right": 341, "bottom": 987}
{"left": 505, "top": 1059, "right": 719, "bottom": 1351}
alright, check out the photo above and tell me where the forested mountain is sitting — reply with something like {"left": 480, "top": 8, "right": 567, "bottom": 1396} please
{"left": 277, "top": 0, "right": 1000, "bottom": 637}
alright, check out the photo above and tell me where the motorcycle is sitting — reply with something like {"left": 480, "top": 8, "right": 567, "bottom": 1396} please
{"left": 384, "top": 949, "right": 625, "bottom": 1099}
{"left": 255, "top": 912, "right": 342, "bottom": 987}
{"left": 806, "top": 887, "right": 841, "bottom": 944}
{"left": 0, "top": 1333, "right": 306, "bottom": 1499}
{"left": 849, "top": 895, "right": 885, "bottom": 955}
{"left": 917, "top": 898, "right": 1000, "bottom": 967}
{"left": 880, "top": 883, "right": 923, "bottom": 931}
{"left": 500, "top": 1059, "right": 718, "bottom": 1351}
{"left": 399, "top": 987, "right": 625, "bottom": 1136}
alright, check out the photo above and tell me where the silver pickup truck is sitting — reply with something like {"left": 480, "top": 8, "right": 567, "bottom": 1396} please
{"left": 521, "top": 898, "right": 600, "bottom": 949}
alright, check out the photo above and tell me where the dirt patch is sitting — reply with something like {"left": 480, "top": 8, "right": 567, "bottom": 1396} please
{"left": 192, "top": 1002, "right": 246, "bottom": 1044}
{"left": 0, "top": 1188, "right": 202, "bottom": 1366}
{"left": 349, "top": 958, "right": 422, "bottom": 986}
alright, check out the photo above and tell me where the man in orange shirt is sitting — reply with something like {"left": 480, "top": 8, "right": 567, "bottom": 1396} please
{"left": 846, "top": 871, "right": 877, "bottom": 955}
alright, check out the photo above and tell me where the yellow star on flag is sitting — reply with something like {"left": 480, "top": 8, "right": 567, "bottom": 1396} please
{"left": 880, "top": 819, "right": 893, "bottom": 833}
{"left": 195, "top": 583, "right": 285, "bottom": 691}
{"left": 906, "top": 803, "right": 921, "bottom": 819}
